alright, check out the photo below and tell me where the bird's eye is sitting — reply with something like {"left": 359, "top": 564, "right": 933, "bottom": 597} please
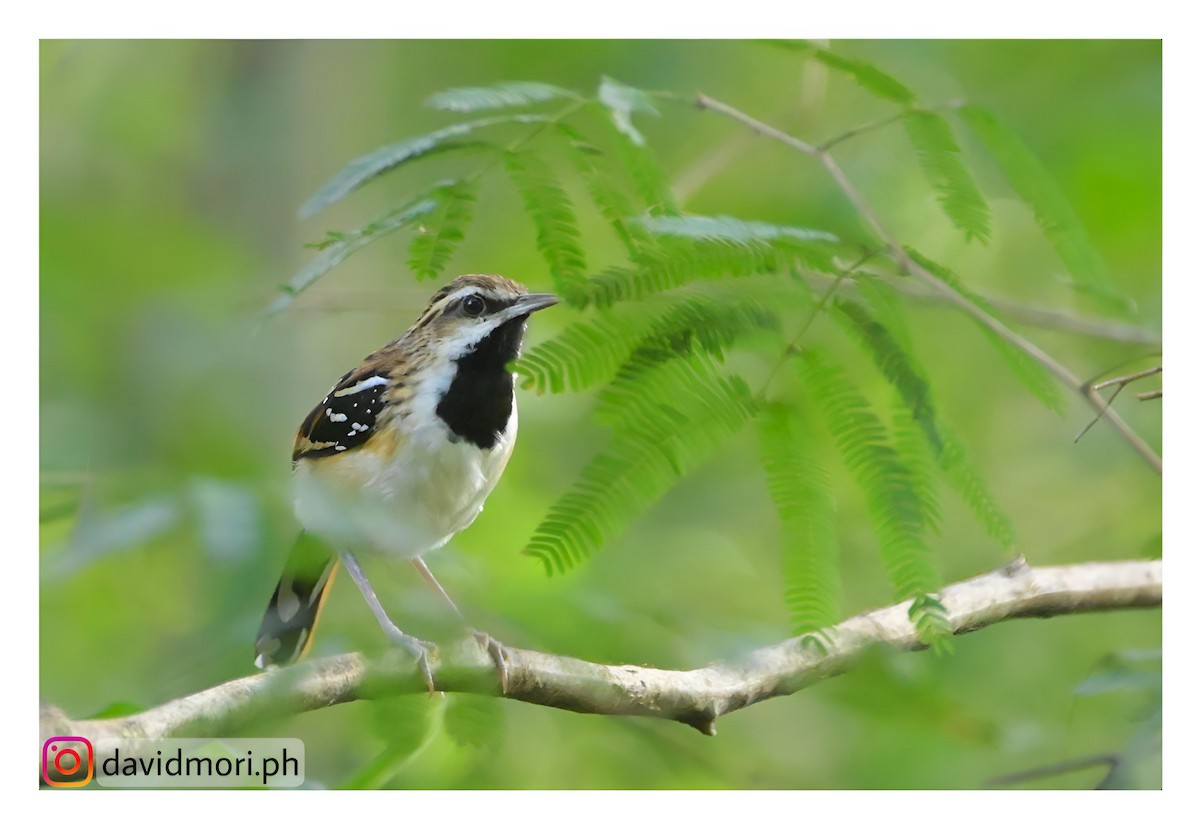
{"left": 462, "top": 295, "right": 486, "bottom": 317}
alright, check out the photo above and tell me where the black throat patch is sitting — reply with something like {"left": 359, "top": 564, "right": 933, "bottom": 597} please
{"left": 436, "top": 316, "right": 528, "bottom": 449}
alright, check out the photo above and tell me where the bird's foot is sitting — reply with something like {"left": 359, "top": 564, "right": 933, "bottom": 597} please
{"left": 470, "top": 629, "right": 511, "bottom": 695}
{"left": 387, "top": 631, "right": 437, "bottom": 694}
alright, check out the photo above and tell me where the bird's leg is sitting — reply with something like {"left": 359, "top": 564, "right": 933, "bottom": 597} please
{"left": 410, "top": 556, "right": 510, "bottom": 694}
{"left": 341, "top": 550, "right": 436, "bottom": 693}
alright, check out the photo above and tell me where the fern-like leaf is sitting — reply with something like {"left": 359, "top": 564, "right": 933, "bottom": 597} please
{"left": 406, "top": 178, "right": 476, "bottom": 281}
{"left": 756, "top": 402, "right": 841, "bottom": 636}
{"left": 525, "top": 356, "right": 756, "bottom": 574}
{"left": 519, "top": 279, "right": 788, "bottom": 394}
{"left": 957, "top": 104, "right": 1122, "bottom": 307}
{"left": 843, "top": 279, "right": 1015, "bottom": 548}
{"left": 830, "top": 297, "right": 942, "bottom": 455}
{"left": 907, "top": 248, "right": 1065, "bottom": 414}
{"left": 601, "top": 113, "right": 678, "bottom": 216}
{"left": 267, "top": 197, "right": 438, "bottom": 315}
{"left": 502, "top": 150, "right": 588, "bottom": 303}
{"left": 888, "top": 396, "right": 943, "bottom": 535}
{"left": 797, "top": 349, "right": 944, "bottom": 635}
{"left": 425, "top": 82, "right": 577, "bottom": 112}
{"left": 638, "top": 214, "right": 839, "bottom": 245}
{"left": 597, "top": 76, "right": 660, "bottom": 147}
{"left": 936, "top": 423, "right": 1016, "bottom": 550}
{"left": 299, "top": 114, "right": 546, "bottom": 218}
{"left": 767, "top": 41, "right": 916, "bottom": 104}
{"left": 903, "top": 110, "right": 991, "bottom": 243}
{"left": 554, "top": 121, "right": 651, "bottom": 257}
{"left": 584, "top": 226, "right": 840, "bottom": 310}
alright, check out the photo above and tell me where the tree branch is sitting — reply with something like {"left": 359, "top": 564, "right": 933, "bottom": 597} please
{"left": 692, "top": 93, "right": 1162, "bottom": 476}
{"left": 39, "top": 559, "right": 1161, "bottom": 744}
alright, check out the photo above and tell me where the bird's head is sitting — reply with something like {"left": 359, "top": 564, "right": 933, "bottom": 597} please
{"left": 408, "top": 274, "right": 558, "bottom": 366}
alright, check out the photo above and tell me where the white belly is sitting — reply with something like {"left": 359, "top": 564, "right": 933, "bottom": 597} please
{"left": 292, "top": 409, "right": 516, "bottom": 557}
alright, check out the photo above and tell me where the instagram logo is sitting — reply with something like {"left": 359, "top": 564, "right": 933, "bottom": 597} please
{"left": 42, "top": 736, "right": 94, "bottom": 787}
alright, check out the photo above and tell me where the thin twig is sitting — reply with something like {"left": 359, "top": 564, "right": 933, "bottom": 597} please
{"left": 799, "top": 269, "right": 1161, "bottom": 346}
{"left": 1076, "top": 365, "right": 1163, "bottom": 443}
{"left": 757, "top": 248, "right": 884, "bottom": 399}
{"left": 986, "top": 754, "right": 1120, "bottom": 789}
{"left": 693, "top": 93, "right": 1162, "bottom": 476}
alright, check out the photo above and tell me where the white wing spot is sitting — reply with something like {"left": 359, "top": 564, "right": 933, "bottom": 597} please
{"left": 276, "top": 586, "right": 302, "bottom": 623}
{"left": 326, "top": 409, "right": 348, "bottom": 423}
{"left": 334, "top": 375, "right": 388, "bottom": 397}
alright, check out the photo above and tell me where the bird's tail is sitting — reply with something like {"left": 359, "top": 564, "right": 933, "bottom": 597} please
{"left": 254, "top": 532, "right": 340, "bottom": 669}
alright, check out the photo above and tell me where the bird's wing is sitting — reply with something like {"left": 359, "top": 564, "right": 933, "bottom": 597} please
{"left": 292, "top": 365, "right": 393, "bottom": 462}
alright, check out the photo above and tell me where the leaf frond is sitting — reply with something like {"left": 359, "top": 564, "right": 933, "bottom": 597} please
{"left": 957, "top": 104, "right": 1124, "bottom": 308}
{"left": 797, "top": 349, "right": 942, "bottom": 612}
{"left": 597, "top": 76, "right": 660, "bottom": 147}
{"left": 553, "top": 121, "right": 652, "bottom": 257}
{"left": 268, "top": 197, "right": 439, "bottom": 315}
{"left": 406, "top": 178, "right": 477, "bottom": 281}
{"left": 903, "top": 110, "right": 992, "bottom": 243}
{"left": 583, "top": 225, "right": 840, "bottom": 310}
{"left": 830, "top": 297, "right": 942, "bottom": 455}
{"left": 518, "top": 280, "right": 786, "bottom": 394}
{"left": 502, "top": 150, "right": 588, "bottom": 303}
{"left": 300, "top": 114, "right": 547, "bottom": 218}
{"left": 637, "top": 214, "right": 839, "bottom": 245}
{"left": 524, "top": 355, "right": 756, "bottom": 574}
{"left": 425, "top": 82, "right": 577, "bottom": 113}
{"left": 756, "top": 402, "right": 841, "bottom": 635}
{"left": 907, "top": 248, "right": 1065, "bottom": 414}
{"left": 767, "top": 41, "right": 916, "bottom": 104}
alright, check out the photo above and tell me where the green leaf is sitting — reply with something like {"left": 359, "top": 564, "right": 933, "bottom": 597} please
{"left": 756, "top": 402, "right": 841, "bottom": 635}
{"left": 797, "top": 349, "right": 943, "bottom": 623}
{"left": 638, "top": 214, "right": 839, "bottom": 245}
{"left": 583, "top": 222, "right": 840, "bottom": 309}
{"left": 830, "top": 297, "right": 942, "bottom": 455}
{"left": 406, "top": 178, "right": 476, "bottom": 281}
{"left": 957, "top": 104, "right": 1123, "bottom": 306}
{"left": 299, "top": 114, "right": 547, "bottom": 218}
{"left": 903, "top": 110, "right": 992, "bottom": 243}
{"left": 909, "top": 594, "right": 953, "bottom": 655}
{"left": 86, "top": 700, "right": 146, "bottom": 719}
{"left": 839, "top": 278, "right": 1015, "bottom": 549}
{"left": 502, "top": 150, "right": 588, "bottom": 303}
{"left": 767, "top": 41, "right": 916, "bottom": 104}
{"left": 888, "top": 396, "right": 943, "bottom": 536}
{"left": 598, "top": 76, "right": 660, "bottom": 147}
{"left": 425, "top": 81, "right": 577, "bottom": 112}
{"left": 443, "top": 695, "right": 506, "bottom": 749}
{"left": 907, "top": 248, "right": 1065, "bottom": 414}
{"left": 603, "top": 112, "right": 679, "bottom": 216}
{"left": 267, "top": 197, "right": 438, "bottom": 316}
{"left": 518, "top": 279, "right": 786, "bottom": 394}
{"left": 937, "top": 425, "right": 1016, "bottom": 549}
{"left": 345, "top": 695, "right": 437, "bottom": 789}
{"left": 525, "top": 355, "right": 756, "bottom": 574}
{"left": 555, "top": 121, "right": 650, "bottom": 257}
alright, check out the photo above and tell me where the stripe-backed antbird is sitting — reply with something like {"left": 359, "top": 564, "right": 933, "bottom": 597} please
{"left": 254, "top": 274, "right": 558, "bottom": 691}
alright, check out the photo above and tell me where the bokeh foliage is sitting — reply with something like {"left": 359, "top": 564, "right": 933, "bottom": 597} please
{"left": 41, "top": 40, "right": 1160, "bottom": 789}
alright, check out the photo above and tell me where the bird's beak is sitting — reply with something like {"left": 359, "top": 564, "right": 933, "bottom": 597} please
{"left": 506, "top": 292, "right": 559, "bottom": 317}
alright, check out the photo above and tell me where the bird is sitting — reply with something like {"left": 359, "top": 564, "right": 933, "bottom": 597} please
{"left": 253, "top": 274, "right": 558, "bottom": 692}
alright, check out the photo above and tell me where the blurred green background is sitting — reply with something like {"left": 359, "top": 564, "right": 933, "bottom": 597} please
{"left": 40, "top": 40, "right": 1161, "bottom": 789}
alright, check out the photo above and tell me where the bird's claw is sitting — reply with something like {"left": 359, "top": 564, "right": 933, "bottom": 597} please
{"left": 471, "top": 629, "right": 510, "bottom": 695}
{"left": 391, "top": 634, "right": 437, "bottom": 694}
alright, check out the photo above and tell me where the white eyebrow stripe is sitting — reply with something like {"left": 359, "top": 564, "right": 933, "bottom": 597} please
{"left": 333, "top": 375, "right": 388, "bottom": 397}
